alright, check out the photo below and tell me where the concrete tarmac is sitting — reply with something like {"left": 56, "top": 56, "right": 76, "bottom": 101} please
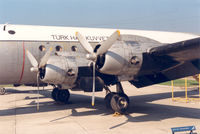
{"left": 0, "top": 82, "right": 199, "bottom": 134}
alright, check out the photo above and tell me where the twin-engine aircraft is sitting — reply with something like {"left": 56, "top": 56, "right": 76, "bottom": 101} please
{"left": 0, "top": 24, "right": 199, "bottom": 113}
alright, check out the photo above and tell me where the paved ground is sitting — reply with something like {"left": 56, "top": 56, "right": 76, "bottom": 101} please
{"left": 0, "top": 82, "right": 199, "bottom": 134}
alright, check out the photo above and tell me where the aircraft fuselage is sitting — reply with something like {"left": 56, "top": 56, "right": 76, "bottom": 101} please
{"left": 0, "top": 24, "right": 198, "bottom": 85}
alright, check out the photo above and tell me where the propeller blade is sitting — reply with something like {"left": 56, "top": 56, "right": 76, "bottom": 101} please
{"left": 36, "top": 73, "right": 40, "bottom": 111}
{"left": 39, "top": 47, "right": 53, "bottom": 68}
{"left": 96, "top": 30, "right": 120, "bottom": 55}
{"left": 26, "top": 50, "right": 38, "bottom": 68}
{"left": 76, "top": 32, "right": 94, "bottom": 54}
{"left": 91, "top": 62, "right": 95, "bottom": 106}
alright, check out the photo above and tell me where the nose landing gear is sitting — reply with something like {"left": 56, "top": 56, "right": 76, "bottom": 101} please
{"left": 104, "top": 82, "right": 129, "bottom": 114}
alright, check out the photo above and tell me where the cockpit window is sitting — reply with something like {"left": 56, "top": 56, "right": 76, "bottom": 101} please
{"left": 3, "top": 25, "right": 6, "bottom": 31}
{"left": 8, "top": 30, "right": 15, "bottom": 35}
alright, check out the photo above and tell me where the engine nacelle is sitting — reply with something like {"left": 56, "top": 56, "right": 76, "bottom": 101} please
{"left": 98, "top": 39, "right": 143, "bottom": 76}
{"left": 40, "top": 56, "right": 78, "bottom": 88}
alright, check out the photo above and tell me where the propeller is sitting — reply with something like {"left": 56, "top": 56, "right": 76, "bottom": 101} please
{"left": 76, "top": 30, "right": 120, "bottom": 106}
{"left": 26, "top": 47, "right": 53, "bottom": 111}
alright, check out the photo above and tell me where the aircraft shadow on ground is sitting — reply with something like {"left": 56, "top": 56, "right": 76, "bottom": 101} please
{"left": 0, "top": 87, "right": 199, "bottom": 125}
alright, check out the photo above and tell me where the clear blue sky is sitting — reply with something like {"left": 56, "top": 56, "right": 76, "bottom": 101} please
{"left": 0, "top": 0, "right": 200, "bottom": 33}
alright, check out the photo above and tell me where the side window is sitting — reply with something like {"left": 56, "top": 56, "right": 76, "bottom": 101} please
{"left": 71, "top": 46, "right": 78, "bottom": 51}
{"left": 55, "top": 45, "right": 62, "bottom": 52}
{"left": 39, "top": 45, "right": 46, "bottom": 51}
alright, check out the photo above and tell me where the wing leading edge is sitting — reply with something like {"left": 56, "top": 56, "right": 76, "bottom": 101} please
{"left": 130, "top": 37, "right": 200, "bottom": 88}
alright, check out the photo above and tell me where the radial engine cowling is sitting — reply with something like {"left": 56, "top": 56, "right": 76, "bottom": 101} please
{"left": 40, "top": 56, "right": 78, "bottom": 88}
{"left": 97, "top": 40, "right": 143, "bottom": 76}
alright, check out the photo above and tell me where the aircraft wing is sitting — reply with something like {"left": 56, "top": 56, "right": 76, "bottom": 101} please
{"left": 130, "top": 37, "right": 200, "bottom": 88}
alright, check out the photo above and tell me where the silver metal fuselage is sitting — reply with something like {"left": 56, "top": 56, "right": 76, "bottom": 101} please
{"left": 0, "top": 41, "right": 86, "bottom": 85}
{"left": 0, "top": 24, "right": 199, "bottom": 85}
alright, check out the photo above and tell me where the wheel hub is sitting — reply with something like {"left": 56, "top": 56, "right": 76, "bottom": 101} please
{"left": 119, "top": 98, "right": 128, "bottom": 108}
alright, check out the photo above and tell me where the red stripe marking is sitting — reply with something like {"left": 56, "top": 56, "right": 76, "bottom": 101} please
{"left": 18, "top": 42, "right": 25, "bottom": 83}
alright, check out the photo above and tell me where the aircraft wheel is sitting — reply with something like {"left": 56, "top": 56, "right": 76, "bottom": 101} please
{"left": 110, "top": 93, "right": 129, "bottom": 114}
{"left": 104, "top": 92, "right": 116, "bottom": 108}
{"left": 57, "top": 90, "right": 70, "bottom": 104}
{"left": 0, "top": 87, "right": 6, "bottom": 95}
{"left": 51, "top": 88, "right": 59, "bottom": 101}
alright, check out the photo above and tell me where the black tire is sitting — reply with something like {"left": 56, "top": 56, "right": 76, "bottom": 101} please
{"left": 104, "top": 92, "right": 116, "bottom": 108}
{"left": 110, "top": 93, "right": 129, "bottom": 114}
{"left": 57, "top": 90, "right": 70, "bottom": 104}
{"left": 0, "top": 88, "right": 6, "bottom": 95}
{"left": 51, "top": 88, "right": 59, "bottom": 101}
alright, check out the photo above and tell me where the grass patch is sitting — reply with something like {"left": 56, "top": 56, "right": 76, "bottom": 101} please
{"left": 0, "top": 85, "right": 13, "bottom": 87}
{"left": 160, "top": 79, "right": 199, "bottom": 87}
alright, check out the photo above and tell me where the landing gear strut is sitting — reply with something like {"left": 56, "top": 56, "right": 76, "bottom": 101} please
{"left": 104, "top": 82, "right": 129, "bottom": 114}
{"left": 51, "top": 87, "right": 70, "bottom": 104}
{"left": 0, "top": 87, "right": 6, "bottom": 95}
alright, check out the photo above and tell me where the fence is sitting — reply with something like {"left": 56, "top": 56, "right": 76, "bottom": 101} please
{"left": 171, "top": 74, "right": 200, "bottom": 102}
